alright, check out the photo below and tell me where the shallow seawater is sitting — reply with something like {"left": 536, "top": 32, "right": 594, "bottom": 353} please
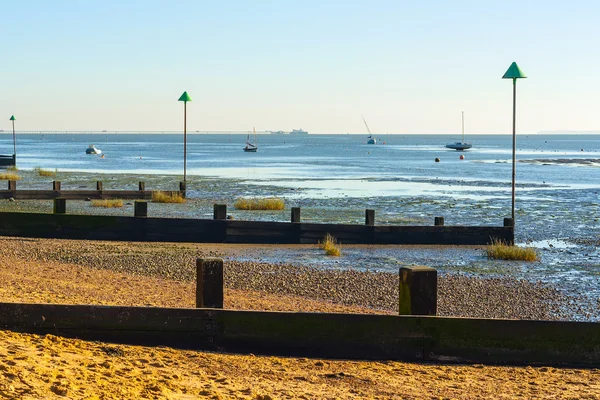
{"left": 2, "top": 133, "right": 599, "bottom": 320}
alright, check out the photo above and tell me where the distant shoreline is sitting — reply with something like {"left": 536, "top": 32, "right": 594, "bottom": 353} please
{"left": 4, "top": 131, "right": 600, "bottom": 135}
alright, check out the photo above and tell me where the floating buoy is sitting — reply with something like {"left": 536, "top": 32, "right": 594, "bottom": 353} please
{"left": 459, "top": 155, "right": 464, "bottom": 160}
{"left": 435, "top": 158, "right": 440, "bottom": 162}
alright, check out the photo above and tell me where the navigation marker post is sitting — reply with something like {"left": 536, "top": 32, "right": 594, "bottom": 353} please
{"left": 178, "top": 91, "right": 192, "bottom": 186}
{"left": 9, "top": 115, "right": 16, "bottom": 164}
{"left": 502, "top": 62, "right": 527, "bottom": 223}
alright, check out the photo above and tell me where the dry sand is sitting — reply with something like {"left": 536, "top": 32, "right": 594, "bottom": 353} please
{"left": 1, "top": 237, "right": 599, "bottom": 399}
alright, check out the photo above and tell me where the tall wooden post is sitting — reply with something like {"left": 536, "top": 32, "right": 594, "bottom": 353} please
{"left": 365, "top": 209, "right": 375, "bottom": 226}
{"left": 291, "top": 207, "right": 301, "bottom": 223}
{"left": 399, "top": 266, "right": 437, "bottom": 316}
{"left": 134, "top": 201, "right": 147, "bottom": 217}
{"left": 196, "top": 258, "right": 224, "bottom": 308}
{"left": 53, "top": 198, "right": 66, "bottom": 214}
{"left": 214, "top": 204, "right": 227, "bottom": 220}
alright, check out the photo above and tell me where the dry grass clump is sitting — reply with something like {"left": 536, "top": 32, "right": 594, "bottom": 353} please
{"left": 34, "top": 167, "right": 57, "bottom": 177}
{"left": 234, "top": 197, "right": 285, "bottom": 210}
{"left": 91, "top": 199, "right": 124, "bottom": 208}
{"left": 0, "top": 172, "right": 20, "bottom": 180}
{"left": 486, "top": 239, "right": 538, "bottom": 261}
{"left": 320, "top": 233, "right": 342, "bottom": 257}
{"left": 152, "top": 191, "right": 186, "bottom": 204}
{"left": 6, "top": 165, "right": 18, "bottom": 171}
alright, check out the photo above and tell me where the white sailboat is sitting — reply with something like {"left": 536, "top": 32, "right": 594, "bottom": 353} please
{"left": 243, "top": 127, "right": 258, "bottom": 152}
{"left": 445, "top": 111, "right": 472, "bottom": 150}
{"left": 362, "top": 115, "right": 376, "bottom": 144}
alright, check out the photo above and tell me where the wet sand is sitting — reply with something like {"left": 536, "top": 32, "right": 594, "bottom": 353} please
{"left": 1, "top": 237, "right": 600, "bottom": 399}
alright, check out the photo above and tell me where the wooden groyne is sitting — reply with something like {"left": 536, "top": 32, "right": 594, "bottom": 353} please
{"left": 0, "top": 180, "right": 179, "bottom": 200}
{"left": 0, "top": 205, "right": 514, "bottom": 245}
{"left": 1, "top": 261, "right": 598, "bottom": 365}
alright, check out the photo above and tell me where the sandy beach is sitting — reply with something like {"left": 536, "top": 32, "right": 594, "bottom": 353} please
{"left": 1, "top": 236, "right": 599, "bottom": 399}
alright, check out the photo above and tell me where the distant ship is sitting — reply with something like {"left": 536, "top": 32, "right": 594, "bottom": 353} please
{"left": 289, "top": 129, "right": 308, "bottom": 135}
{"left": 269, "top": 129, "right": 309, "bottom": 135}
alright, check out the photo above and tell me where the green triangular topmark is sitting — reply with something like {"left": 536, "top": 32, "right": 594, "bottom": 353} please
{"left": 502, "top": 62, "right": 527, "bottom": 79}
{"left": 178, "top": 91, "right": 192, "bottom": 102}
{"left": 9, "top": 115, "right": 15, "bottom": 121}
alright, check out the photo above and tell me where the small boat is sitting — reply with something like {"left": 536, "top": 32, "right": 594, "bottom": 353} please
{"left": 362, "top": 115, "right": 376, "bottom": 144}
{"left": 243, "top": 128, "right": 258, "bottom": 152}
{"left": 86, "top": 145, "right": 102, "bottom": 155}
{"left": 445, "top": 112, "right": 472, "bottom": 151}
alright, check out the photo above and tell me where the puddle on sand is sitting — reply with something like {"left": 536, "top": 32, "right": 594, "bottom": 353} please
{"left": 521, "top": 239, "right": 578, "bottom": 249}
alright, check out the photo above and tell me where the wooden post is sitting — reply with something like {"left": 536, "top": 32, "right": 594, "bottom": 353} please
{"left": 134, "top": 201, "right": 147, "bottom": 217}
{"left": 214, "top": 204, "right": 227, "bottom": 220}
{"left": 504, "top": 218, "right": 514, "bottom": 227}
{"left": 138, "top": 181, "right": 145, "bottom": 191}
{"left": 8, "top": 180, "right": 16, "bottom": 191}
{"left": 196, "top": 258, "right": 224, "bottom": 308}
{"left": 398, "top": 266, "right": 437, "bottom": 316}
{"left": 53, "top": 198, "right": 66, "bottom": 214}
{"left": 53, "top": 181, "right": 61, "bottom": 191}
{"left": 179, "top": 181, "right": 186, "bottom": 198}
{"left": 365, "top": 209, "right": 375, "bottom": 226}
{"left": 291, "top": 207, "right": 301, "bottom": 223}
{"left": 434, "top": 217, "right": 444, "bottom": 226}
{"left": 96, "top": 181, "right": 103, "bottom": 191}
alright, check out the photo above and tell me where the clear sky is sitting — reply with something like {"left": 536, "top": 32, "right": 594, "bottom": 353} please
{"left": 1, "top": 0, "right": 599, "bottom": 134}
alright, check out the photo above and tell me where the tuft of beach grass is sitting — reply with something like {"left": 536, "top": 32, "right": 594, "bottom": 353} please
{"left": 34, "top": 167, "right": 57, "bottom": 177}
{"left": 320, "top": 233, "right": 342, "bottom": 257}
{"left": 0, "top": 172, "right": 20, "bottom": 180}
{"left": 485, "top": 239, "right": 538, "bottom": 261}
{"left": 152, "top": 191, "right": 186, "bottom": 204}
{"left": 91, "top": 199, "right": 124, "bottom": 208}
{"left": 234, "top": 197, "right": 285, "bottom": 211}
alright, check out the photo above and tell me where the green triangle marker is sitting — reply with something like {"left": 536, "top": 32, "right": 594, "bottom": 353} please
{"left": 178, "top": 91, "right": 192, "bottom": 102}
{"left": 502, "top": 62, "right": 527, "bottom": 79}
{"left": 9, "top": 115, "right": 15, "bottom": 121}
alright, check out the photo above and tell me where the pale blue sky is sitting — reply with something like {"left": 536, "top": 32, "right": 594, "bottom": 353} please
{"left": 1, "top": 0, "right": 599, "bottom": 133}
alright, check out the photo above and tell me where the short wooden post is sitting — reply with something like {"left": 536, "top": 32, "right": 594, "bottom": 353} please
{"left": 291, "top": 207, "right": 301, "bottom": 223}
{"left": 196, "top": 258, "right": 224, "bottom": 308}
{"left": 365, "top": 209, "right": 375, "bottom": 226}
{"left": 53, "top": 181, "right": 61, "bottom": 191}
{"left": 138, "top": 181, "right": 145, "bottom": 191}
{"left": 214, "top": 204, "right": 227, "bottom": 220}
{"left": 96, "top": 181, "right": 103, "bottom": 191}
{"left": 134, "top": 201, "right": 147, "bottom": 217}
{"left": 504, "top": 218, "right": 514, "bottom": 227}
{"left": 53, "top": 198, "right": 66, "bottom": 214}
{"left": 399, "top": 266, "right": 437, "bottom": 316}
{"left": 434, "top": 217, "right": 444, "bottom": 226}
{"left": 8, "top": 180, "right": 16, "bottom": 191}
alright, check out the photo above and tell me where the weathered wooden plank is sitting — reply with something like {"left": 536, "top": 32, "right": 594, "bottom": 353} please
{"left": 1, "top": 302, "right": 598, "bottom": 364}
{"left": 0, "top": 190, "right": 153, "bottom": 200}
{"left": 0, "top": 212, "right": 513, "bottom": 245}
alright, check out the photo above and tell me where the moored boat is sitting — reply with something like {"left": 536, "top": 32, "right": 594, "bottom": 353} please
{"left": 86, "top": 145, "right": 102, "bottom": 155}
{"left": 445, "top": 111, "right": 472, "bottom": 151}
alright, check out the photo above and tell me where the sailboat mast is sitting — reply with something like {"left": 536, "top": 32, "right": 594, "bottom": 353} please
{"left": 362, "top": 114, "right": 372, "bottom": 135}
{"left": 461, "top": 111, "right": 465, "bottom": 142}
